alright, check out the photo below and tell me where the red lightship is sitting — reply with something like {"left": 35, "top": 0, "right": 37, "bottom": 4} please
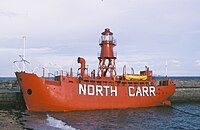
{"left": 15, "top": 28, "right": 175, "bottom": 111}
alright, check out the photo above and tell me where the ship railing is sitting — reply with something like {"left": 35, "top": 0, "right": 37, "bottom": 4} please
{"left": 32, "top": 63, "right": 65, "bottom": 79}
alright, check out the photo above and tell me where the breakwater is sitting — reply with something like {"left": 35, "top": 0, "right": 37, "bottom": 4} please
{"left": 169, "top": 80, "right": 200, "bottom": 102}
{"left": 0, "top": 80, "right": 200, "bottom": 108}
{"left": 0, "top": 80, "right": 25, "bottom": 108}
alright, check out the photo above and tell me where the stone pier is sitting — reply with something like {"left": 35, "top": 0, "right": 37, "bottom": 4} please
{"left": 170, "top": 87, "right": 200, "bottom": 102}
{"left": 0, "top": 90, "right": 24, "bottom": 108}
{"left": 170, "top": 80, "right": 200, "bottom": 102}
{"left": 0, "top": 80, "right": 25, "bottom": 109}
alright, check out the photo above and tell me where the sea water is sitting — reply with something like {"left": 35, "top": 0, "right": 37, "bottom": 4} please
{"left": 0, "top": 102, "right": 199, "bottom": 130}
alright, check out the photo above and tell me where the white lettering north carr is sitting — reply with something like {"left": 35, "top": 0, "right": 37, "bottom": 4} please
{"left": 78, "top": 84, "right": 117, "bottom": 96}
{"left": 78, "top": 84, "right": 156, "bottom": 97}
{"left": 96, "top": 85, "right": 103, "bottom": 96}
{"left": 128, "top": 86, "right": 156, "bottom": 96}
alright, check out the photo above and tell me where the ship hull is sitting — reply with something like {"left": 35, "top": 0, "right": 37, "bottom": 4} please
{"left": 16, "top": 72, "right": 175, "bottom": 112}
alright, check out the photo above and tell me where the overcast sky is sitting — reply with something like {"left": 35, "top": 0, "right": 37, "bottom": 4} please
{"left": 0, "top": 0, "right": 200, "bottom": 77}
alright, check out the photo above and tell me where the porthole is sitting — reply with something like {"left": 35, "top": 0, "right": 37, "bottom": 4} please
{"left": 27, "top": 89, "right": 32, "bottom": 95}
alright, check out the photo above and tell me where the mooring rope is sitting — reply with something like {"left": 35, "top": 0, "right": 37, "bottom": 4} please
{"left": 170, "top": 105, "right": 200, "bottom": 117}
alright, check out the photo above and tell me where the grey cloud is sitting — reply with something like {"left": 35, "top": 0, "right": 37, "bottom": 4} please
{"left": 0, "top": 9, "right": 17, "bottom": 17}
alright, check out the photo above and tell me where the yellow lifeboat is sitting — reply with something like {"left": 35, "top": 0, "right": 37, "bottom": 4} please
{"left": 124, "top": 74, "right": 147, "bottom": 80}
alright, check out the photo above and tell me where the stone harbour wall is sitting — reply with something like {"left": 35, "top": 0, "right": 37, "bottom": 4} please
{"left": 170, "top": 80, "right": 200, "bottom": 102}
{"left": 0, "top": 80, "right": 23, "bottom": 108}
{"left": 174, "top": 80, "right": 200, "bottom": 88}
{"left": 0, "top": 80, "right": 20, "bottom": 90}
{"left": 170, "top": 87, "right": 200, "bottom": 102}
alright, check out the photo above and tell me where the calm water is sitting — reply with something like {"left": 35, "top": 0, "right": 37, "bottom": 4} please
{"left": 0, "top": 102, "right": 199, "bottom": 130}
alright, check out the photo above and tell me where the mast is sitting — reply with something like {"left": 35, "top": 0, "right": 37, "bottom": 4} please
{"left": 165, "top": 60, "right": 168, "bottom": 80}
{"left": 13, "top": 36, "right": 30, "bottom": 72}
{"left": 97, "top": 28, "right": 117, "bottom": 77}
{"left": 22, "top": 36, "right": 26, "bottom": 72}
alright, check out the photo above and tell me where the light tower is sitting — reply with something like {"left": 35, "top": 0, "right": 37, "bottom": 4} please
{"left": 97, "top": 28, "right": 117, "bottom": 77}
